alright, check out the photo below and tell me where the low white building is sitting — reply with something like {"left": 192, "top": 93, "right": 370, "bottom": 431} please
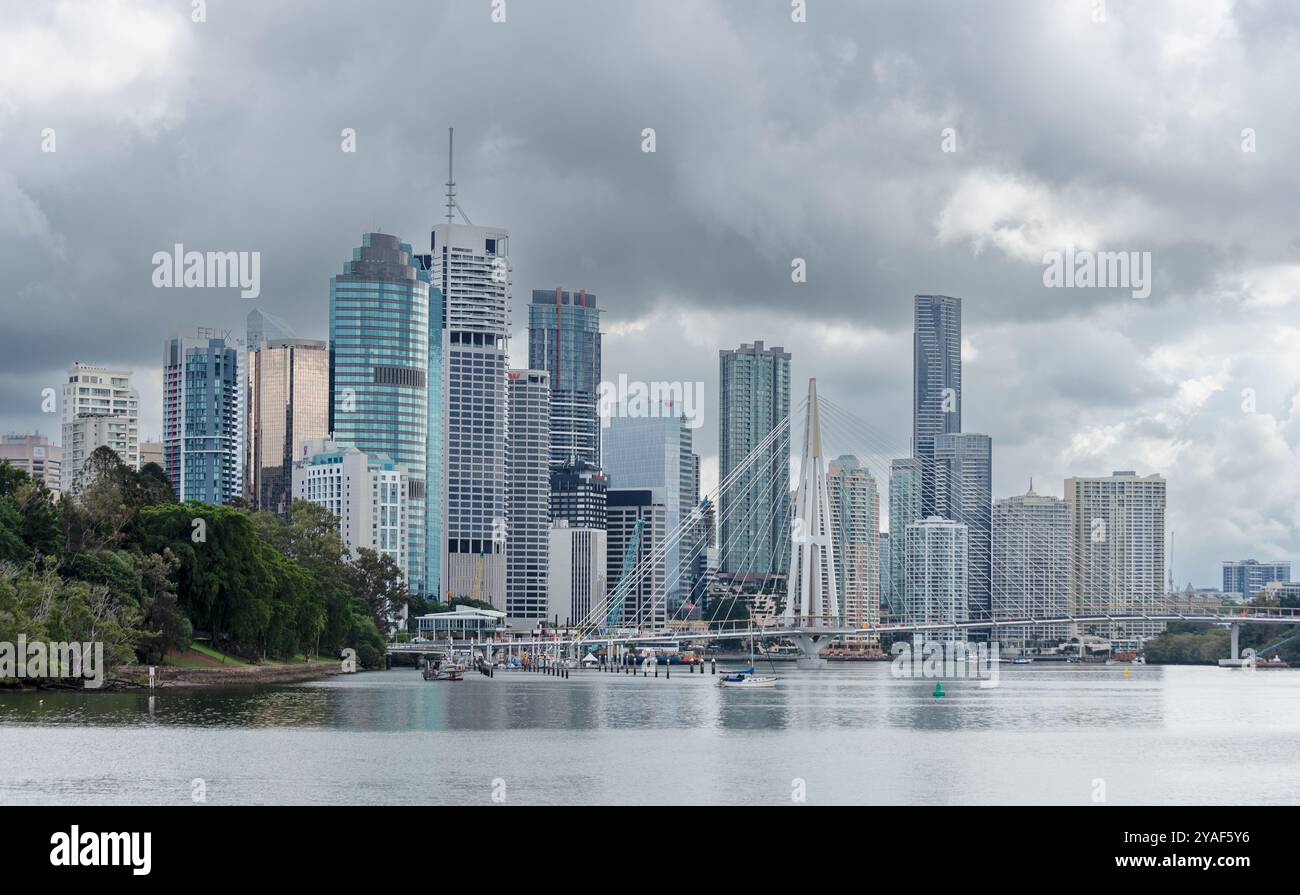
{"left": 547, "top": 520, "right": 607, "bottom": 627}
{"left": 0, "top": 433, "right": 62, "bottom": 496}
{"left": 291, "top": 438, "right": 409, "bottom": 580}
{"left": 414, "top": 606, "right": 506, "bottom": 640}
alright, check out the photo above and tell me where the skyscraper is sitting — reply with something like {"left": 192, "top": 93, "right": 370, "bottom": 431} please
{"left": 992, "top": 485, "right": 1070, "bottom": 645}
{"left": 506, "top": 369, "right": 551, "bottom": 623}
{"left": 246, "top": 338, "right": 328, "bottom": 514}
{"left": 62, "top": 363, "right": 140, "bottom": 491}
{"left": 163, "top": 332, "right": 241, "bottom": 504}
{"left": 425, "top": 223, "right": 509, "bottom": 606}
{"left": 904, "top": 517, "right": 968, "bottom": 639}
{"left": 548, "top": 521, "right": 606, "bottom": 628}
{"left": 245, "top": 308, "right": 295, "bottom": 349}
{"left": 550, "top": 457, "right": 607, "bottom": 529}
{"left": 913, "top": 294, "right": 961, "bottom": 515}
{"left": 529, "top": 288, "right": 602, "bottom": 468}
{"left": 933, "top": 432, "right": 992, "bottom": 620}
{"left": 1064, "top": 470, "right": 1167, "bottom": 647}
{"left": 888, "top": 457, "right": 922, "bottom": 614}
{"left": 606, "top": 488, "right": 667, "bottom": 629}
{"left": 827, "top": 455, "right": 881, "bottom": 634}
{"left": 604, "top": 410, "right": 695, "bottom": 609}
{"left": 329, "top": 233, "right": 439, "bottom": 596}
{"left": 719, "top": 341, "right": 791, "bottom": 575}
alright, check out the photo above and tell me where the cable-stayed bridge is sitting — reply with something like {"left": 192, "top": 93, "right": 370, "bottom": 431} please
{"left": 453, "top": 379, "right": 1297, "bottom": 668}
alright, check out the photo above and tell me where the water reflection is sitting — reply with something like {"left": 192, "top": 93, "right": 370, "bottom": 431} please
{"left": 0, "top": 664, "right": 1297, "bottom": 805}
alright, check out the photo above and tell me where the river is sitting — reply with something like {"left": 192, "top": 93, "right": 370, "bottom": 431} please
{"left": 1, "top": 663, "right": 1297, "bottom": 805}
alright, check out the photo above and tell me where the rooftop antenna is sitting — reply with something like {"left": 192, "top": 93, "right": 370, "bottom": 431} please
{"left": 445, "top": 128, "right": 473, "bottom": 226}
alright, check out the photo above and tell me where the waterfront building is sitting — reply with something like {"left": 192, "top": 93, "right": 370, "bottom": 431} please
{"left": 329, "top": 233, "right": 439, "bottom": 596}
{"left": 528, "top": 288, "right": 602, "bottom": 468}
{"left": 888, "top": 457, "right": 923, "bottom": 614}
{"left": 904, "top": 516, "right": 968, "bottom": 638}
{"left": 422, "top": 223, "right": 509, "bottom": 607}
{"left": 291, "top": 437, "right": 409, "bottom": 581}
{"left": 62, "top": 363, "right": 140, "bottom": 491}
{"left": 246, "top": 339, "right": 328, "bottom": 514}
{"left": 827, "top": 455, "right": 881, "bottom": 635}
{"left": 878, "top": 532, "right": 891, "bottom": 614}
{"left": 992, "top": 485, "right": 1070, "bottom": 645}
{"left": 719, "top": 340, "right": 791, "bottom": 575}
{"left": 606, "top": 488, "right": 667, "bottom": 629}
{"left": 1064, "top": 470, "right": 1167, "bottom": 647}
{"left": 933, "top": 432, "right": 992, "bottom": 620}
{"left": 506, "top": 369, "right": 551, "bottom": 623}
{"left": 547, "top": 520, "right": 607, "bottom": 627}
{"left": 0, "top": 433, "right": 62, "bottom": 496}
{"left": 163, "top": 332, "right": 241, "bottom": 504}
{"left": 603, "top": 409, "right": 694, "bottom": 608}
{"left": 1222, "top": 559, "right": 1292, "bottom": 601}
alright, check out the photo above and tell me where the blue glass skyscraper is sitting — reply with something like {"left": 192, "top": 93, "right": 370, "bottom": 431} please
{"left": 329, "top": 233, "right": 441, "bottom": 597}
{"left": 529, "top": 288, "right": 602, "bottom": 468}
{"left": 163, "top": 331, "right": 241, "bottom": 504}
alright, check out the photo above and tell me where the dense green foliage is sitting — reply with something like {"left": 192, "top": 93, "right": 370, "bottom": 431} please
{"left": 0, "top": 446, "right": 397, "bottom": 676}
{"left": 1144, "top": 616, "right": 1300, "bottom": 665}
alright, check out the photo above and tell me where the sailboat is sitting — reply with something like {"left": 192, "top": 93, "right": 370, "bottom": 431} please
{"left": 719, "top": 638, "right": 778, "bottom": 688}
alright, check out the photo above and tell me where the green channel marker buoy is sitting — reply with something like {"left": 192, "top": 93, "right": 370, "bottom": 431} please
{"left": 933, "top": 680, "right": 945, "bottom": 698}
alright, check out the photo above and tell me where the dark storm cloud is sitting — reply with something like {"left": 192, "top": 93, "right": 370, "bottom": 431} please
{"left": 2, "top": 0, "right": 1300, "bottom": 583}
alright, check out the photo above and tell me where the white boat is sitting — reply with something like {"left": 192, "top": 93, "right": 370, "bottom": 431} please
{"left": 719, "top": 638, "right": 778, "bottom": 688}
{"left": 718, "top": 667, "right": 777, "bottom": 688}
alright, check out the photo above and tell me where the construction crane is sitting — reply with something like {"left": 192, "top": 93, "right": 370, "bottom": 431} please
{"left": 605, "top": 517, "right": 645, "bottom": 632}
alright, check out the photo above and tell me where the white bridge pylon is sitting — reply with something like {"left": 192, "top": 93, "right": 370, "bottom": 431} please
{"left": 783, "top": 378, "right": 841, "bottom": 667}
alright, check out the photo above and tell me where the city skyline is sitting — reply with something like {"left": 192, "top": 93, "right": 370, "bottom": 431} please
{"left": 4, "top": 2, "right": 1300, "bottom": 589}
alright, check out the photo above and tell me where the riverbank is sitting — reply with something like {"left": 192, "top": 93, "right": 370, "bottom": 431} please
{"left": 108, "top": 661, "right": 345, "bottom": 690}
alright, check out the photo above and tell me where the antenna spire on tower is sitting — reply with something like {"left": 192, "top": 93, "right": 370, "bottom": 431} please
{"left": 445, "top": 127, "right": 456, "bottom": 225}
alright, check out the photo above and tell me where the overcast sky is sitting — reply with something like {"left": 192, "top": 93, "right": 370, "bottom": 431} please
{"left": 2, "top": 0, "right": 1298, "bottom": 586}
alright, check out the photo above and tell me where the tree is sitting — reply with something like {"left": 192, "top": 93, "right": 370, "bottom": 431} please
{"left": 348, "top": 547, "right": 411, "bottom": 637}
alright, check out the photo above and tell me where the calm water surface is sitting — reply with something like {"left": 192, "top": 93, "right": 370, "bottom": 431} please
{"left": 1, "top": 664, "right": 1297, "bottom": 805}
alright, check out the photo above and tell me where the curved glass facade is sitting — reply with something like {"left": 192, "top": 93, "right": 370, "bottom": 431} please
{"left": 329, "top": 233, "right": 441, "bottom": 596}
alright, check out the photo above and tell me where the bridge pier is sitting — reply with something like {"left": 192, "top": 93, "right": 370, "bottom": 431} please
{"left": 790, "top": 632, "right": 830, "bottom": 670}
{"left": 1218, "top": 621, "right": 1252, "bottom": 668}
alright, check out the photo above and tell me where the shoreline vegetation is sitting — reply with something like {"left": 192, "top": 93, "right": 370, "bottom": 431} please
{"left": 0, "top": 448, "right": 410, "bottom": 690}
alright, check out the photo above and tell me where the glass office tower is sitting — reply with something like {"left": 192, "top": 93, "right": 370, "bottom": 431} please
{"left": 528, "top": 288, "right": 602, "bottom": 468}
{"left": 329, "top": 233, "right": 439, "bottom": 597}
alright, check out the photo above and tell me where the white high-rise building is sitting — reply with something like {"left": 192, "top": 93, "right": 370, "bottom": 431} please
{"left": 548, "top": 520, "right": 607, "bottom": 628}
{"left": 904, "top": 516, "right": 968, "bottom": 639}
{"left": 992, "top": 485, "right": 1070, "bottom": 646}
{"left": 62, "top": 363, "right": 139, "bottom": 491}
{"left": 423, "top": 223, "right": 510, "bottom": 607}
{"left": 506, "top": 369, "right": 550, "bottom": 624}
{"left": 1065, "top": 470, "right": 1167, "bottom": 648}
{"left": 291, "top": 438, "right": 409, "bottom": 580}
{"left": 827, "top": 455, "right": 880, "bottom": 638}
